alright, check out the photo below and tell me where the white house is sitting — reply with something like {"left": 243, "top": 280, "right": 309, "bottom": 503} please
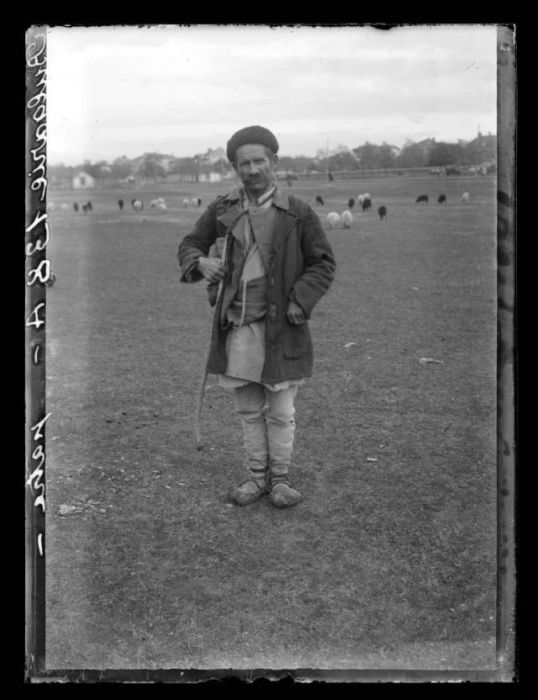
{"left": 72, "top": 171, "right": 95, "bottom": 190}
{"left": 199, "top": 171, "right": 223, "bottom": 183}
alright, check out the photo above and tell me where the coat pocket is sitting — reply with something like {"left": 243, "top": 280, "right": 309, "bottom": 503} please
{"left": 282, "top": 319, "right": 311, "bottom": 359}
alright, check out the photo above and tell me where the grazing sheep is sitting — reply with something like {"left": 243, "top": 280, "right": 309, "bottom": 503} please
{"left": 60, "top": 203, "right": 69, "bottom": 212}
{"left": 82, "top": 203, "right": 89, "bottom": 214}
{"left": 341, "top": 210, "right": 353, "bottom": 228}
{"left": 47, "top": 202, "right": 55, "bottom": 212}
{"left": 182, "top": 198, "right": 190, "bottom": 208}
{"left": 86, "top": 201, "right": 93, "bottom": 211}
{"left": 73, "top": 202, "right": 79, "bottom": 212}
{"left": 132, "top": 199, "right": 143, "bottom": 211}
{"left": 378, "top": 205, "right": 387, "bottom": 220}
{"left": 197, "top": 197, "right": 202, "bottom": 207}
{"left": 347, "top": 197, "right": 355, "bottom": 209}
{"left": 150, "top": 199, "right": 160, "bottom": 208}
{"left": 315, "top": 195, "right": 324, "bottom": 206}
{"left": 416, "top": 194, "right": 429, "bottom": 204}
{"left": 438, "top": 194, "right": 447, "bottom": 204}
{"left": 157, "top": 202, "right": 167, "bottom": 210}
{"left": 363, "top": 192, "right": 371, "bottom": 199}
{"left": 118, "top": 199, "right": 124, "bottom": 210}
{"left": 461, "top": 191, "right": 471, "bottom": 204}
{"left": 361, "top": 196, "right": 372, "bottom": 211}
{"left": 357, "top": 194, "right": 365, "bottom": 206}
{"left": 326, "top": 212, "right": 341, "bottom": 230}
{"left": 191, "top": 197, "right": 198, "bottom": 208}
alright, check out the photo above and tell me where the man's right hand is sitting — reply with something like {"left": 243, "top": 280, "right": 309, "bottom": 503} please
{"left": 197, "top": 257, "right": 226, "bottom": 283}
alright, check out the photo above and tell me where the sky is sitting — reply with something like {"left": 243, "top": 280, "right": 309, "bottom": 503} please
{"left": 45, "top": 24, "right": 498, "bottom": 165}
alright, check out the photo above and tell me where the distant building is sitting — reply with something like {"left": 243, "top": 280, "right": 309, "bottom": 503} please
{"left": 198, "top": 171, "right": 223, "bottom": 183}
{"left": 72, "top": 171, "right": 95, "bottom": 190}
{"left": 204, "top": 147, "right": 226, "bottom": 165}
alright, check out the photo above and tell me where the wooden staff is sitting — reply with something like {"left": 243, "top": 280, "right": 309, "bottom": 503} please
{"left": 194, "top": 234, "right": 229, "bottom": 451}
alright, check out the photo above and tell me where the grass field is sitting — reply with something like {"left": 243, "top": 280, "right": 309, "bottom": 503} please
{"left": 44, "top": 174, "right": 498, "bottom": 671}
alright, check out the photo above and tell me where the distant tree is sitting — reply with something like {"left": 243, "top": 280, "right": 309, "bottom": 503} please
{"left": 80, "top": 160, "right": 111, "bottom": 179}
{"left": 139, "top": 156, "right": 166, "bottom": 182}
{"left": 110, "top": 156, "right": 133, "bottom": 180}
{"left": 352, "top": 142, "right": 379, "bottom": 170}
{"left": 169, "top": 157, "right": 197, "bottom": 178}
{"left": 378, "top": 143, "right": 397, "bottom": 171}
{"left": 330, "top": 150, "right": 359, "bottom": 171}
{"left": 293, "top": 156, "right": 317, "bottom": 173}
{"left": 462, "top": 133, "right": 497, "bottom": 165}
{"left": 428, "top": 142, "right": 464, "bottom": 167}
{"left": 213, "top": 158, "right": 232, "bottom": 176}
{"left": 394, "top": 140, "right": 429, "bottom": 168}
{"left": 48, "top": 163, "right": 75, "bottom": 180}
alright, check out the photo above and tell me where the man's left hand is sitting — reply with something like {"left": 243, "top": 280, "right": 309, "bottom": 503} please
{"left": 286, "top": 301, "right": 306, "bottom": 325}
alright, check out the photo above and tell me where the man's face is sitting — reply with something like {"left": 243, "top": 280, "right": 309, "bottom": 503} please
{"left": 234, "top": 143, "right": 278, "bottom": 195}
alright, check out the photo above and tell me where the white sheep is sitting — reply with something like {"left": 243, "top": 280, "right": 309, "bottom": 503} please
{"left": 341, "top": 210, "right": 353, "bottom": 229}
{"left": 326, "top": 212, "right": 341, "bottom": 230}
{"left": 461, "top": 191, "right": 471, "bottom": 204}
{"left": 157, "top": 202, "right": 167, "bottom": 210}
{"left": 357, "top": 194, "right": 365, "bottom": 206}
{"left": 150, "top": 199, "right": 159, "bottom": 208}
{"left": 363, "top": 192, "right": 371, "bottom": 199}
{"left": 182, "top": 198, "right": 190, "bottom": 208}
{"left": 60, "top": 203, "right": 69, "bottom": 211}
{"left": 132, "top": 199, "right": 143, "bottom": 211}
{"left": 191, "top": 197, "right": 198, "bottom": 208}
{"left": 47, "top": 202, "right": 55, "bottom": 212}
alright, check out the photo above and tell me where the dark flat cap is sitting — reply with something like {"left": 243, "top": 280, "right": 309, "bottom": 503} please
{"left": 226, "top": 125, "right": 279, "bottom": 163}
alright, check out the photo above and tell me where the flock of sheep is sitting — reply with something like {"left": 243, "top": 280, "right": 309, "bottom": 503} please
{"left": 318, "top": 190, "right": 472, "bottom": 230}
{"left": 47, "top": 200, "right": 93, "bottom": 214}
{"left": 128, "top": 196, "right": 203, "bottom": 211}
{"left": 317, "top": 192, "right": 386, "bottom": 230}
{"left": 47, "top": 189, "right": 472, "bottom": 231}
{"left": 415, "top": 192, "right": 470, "bottom": 205}
{"left": 47, "top": 195, "right": 204, "bottom": 214}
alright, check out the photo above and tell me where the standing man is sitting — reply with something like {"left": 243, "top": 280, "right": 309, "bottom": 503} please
{"left": 178, "top": 125, "right": 335, "bottom": 508}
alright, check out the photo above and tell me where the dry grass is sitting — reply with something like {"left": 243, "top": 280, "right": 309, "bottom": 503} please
{"left": 44, "top": 175, "right": 497, "bottom": 670}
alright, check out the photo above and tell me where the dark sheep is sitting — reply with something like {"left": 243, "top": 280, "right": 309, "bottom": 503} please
{"left": 348, "top": 198, "right": 355, "bottom": 209}
{"left": 82, "top": 203, "right": 88, "bottom": 214}
{"left": 361, "top": 196, "right": 372, "bottom": 211}
{"left": 416, "top": 194, "right": 429, "bottom": 204}
{"left": 378, "top": 205, "right": 387, "bottom": 220}
{"left": 118, "top": 199, "right": 124, "bottom": 210}
{"left": 197, "top": 197, "right": 202, "bottom": 207}
{"left": 438, "top": 194, "right": 447, "bottom": 204}
{"left": 86, "top": 201, "right": 93, "bottom": 211}
{"left": 315, "top": 195, "right": 324, "bottom": 206}
{"left": 73, "top": 202, "right": 79, "bottom": 212}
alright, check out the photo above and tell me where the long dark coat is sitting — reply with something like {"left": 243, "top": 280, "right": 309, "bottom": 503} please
{"left": 177, "top": 188, "right": 336, "bottom": 385}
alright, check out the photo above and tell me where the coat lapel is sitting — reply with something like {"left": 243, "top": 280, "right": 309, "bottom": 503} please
{"left": 217, "top": 204, "right": 246, "bottom": 235}
{"left": 217, "top": 188, "right": 297, "bottom": 267}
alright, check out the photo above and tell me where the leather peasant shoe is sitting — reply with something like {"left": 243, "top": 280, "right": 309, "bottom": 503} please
{"left": 269, "top": 478, "right": 302, "bottom": 508}
{"left": 230, "top": 477, "right": 268, "bottom": 506}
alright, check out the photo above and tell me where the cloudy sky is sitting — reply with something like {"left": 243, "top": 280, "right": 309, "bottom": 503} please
{"left": 45, "top": 24, "right": 498, "bottom": 165}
